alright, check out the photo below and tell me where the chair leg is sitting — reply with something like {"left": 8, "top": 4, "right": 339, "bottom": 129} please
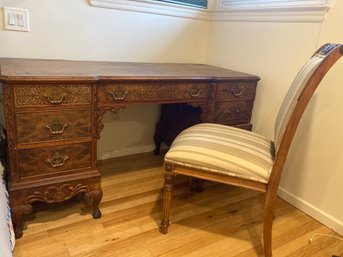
{"left": 263, "top": 211, "right": 273, "bottom": 257}
{"left": 160, "top": 164, "right": 175, "bottom": 234}
{"left": 263, "top": 194, "right": 277, "bottom": 257}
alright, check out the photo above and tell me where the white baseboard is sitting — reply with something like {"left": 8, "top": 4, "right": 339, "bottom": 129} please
{"left": 278, "top": 187, "right": 343, "bottom": 236}
{"left": 98, "top": 144, "right": 169, "bottom": 160}
{"left": 97, "top": 144, "right": 157, "bottom": 160}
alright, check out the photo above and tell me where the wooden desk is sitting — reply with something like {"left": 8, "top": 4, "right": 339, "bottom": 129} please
{"left": 0, "top": 58, "right": 259, "bottom": 238}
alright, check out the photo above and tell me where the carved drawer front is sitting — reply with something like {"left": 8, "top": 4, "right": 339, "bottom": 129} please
{"left": 98, "top": 82, "right": 209, "bottom": 104}
{"left": 213, "top": 100, "right": 254, "bottom": 125}
{"left": 16, "top": 109, "right": 92, "bottom": 144}
{"left": 13, "top": 84, "right": 92, "bottom": 107}
{"left": 17, "top": 142, "right": 92, "bottom": 180}
{"left": 216, "top": 82, "right": 256, "bottom": 100}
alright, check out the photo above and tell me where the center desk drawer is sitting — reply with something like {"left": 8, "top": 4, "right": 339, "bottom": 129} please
{"left": 98, "top": 82, "right": 209, "bottom": 104}
{"left": 17, "top": 142, "right": 92, "bottom": 180}
{"left": 16, "top": 109, "right": 92, "bottom": 144}
{"left": 13, "top": 84, "right": 92, "bottom": 107}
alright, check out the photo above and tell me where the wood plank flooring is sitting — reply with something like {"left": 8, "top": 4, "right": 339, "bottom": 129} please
{"left": 13, "top": 153, "right": 343, "bottom": 257}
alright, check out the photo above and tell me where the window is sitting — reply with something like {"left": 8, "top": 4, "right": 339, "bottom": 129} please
{"left": 90, "top": 0, "right": 210, "bottom": 20}
{"left": 158, "top": 0, "right": 207, "bottom": 8}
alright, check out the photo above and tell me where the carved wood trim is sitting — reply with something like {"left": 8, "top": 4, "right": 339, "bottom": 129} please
{"left": 14, "top": 85, "right": 92, "bottom": 106}
{"left": 91, "top": 84, "right": 98, "bottom": 168}
{"left": 98, "top": 82, "right": 210, "bottom": 104}
{"left": 95, "top": 105, "right": 126, "bottom": 139}
{"left": 2, "top": 85, "right": 19, "bottom": 183}
{"left": 24, "top": 183, "right": 90, "bottom": 204}
{"left": 198, "top": 81, "right": 217, "bottom": 122}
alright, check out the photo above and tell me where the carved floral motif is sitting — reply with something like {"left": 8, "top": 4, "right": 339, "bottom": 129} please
{"left": 96, "top": 105, "right": 126, "bottom": 138}
{"left": 137, "top": 84, "right": 180, "bottom": 99}
{"left": 24, "top": 183, "right": 90, "bottom": 204}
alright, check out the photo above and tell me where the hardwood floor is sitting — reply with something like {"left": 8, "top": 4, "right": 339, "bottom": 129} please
{"left": 13, "top": 153, "right": 342, "bottom": 257}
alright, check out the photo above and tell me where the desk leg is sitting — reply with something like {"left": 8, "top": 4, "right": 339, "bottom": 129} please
{"left": 85, "top": 189, "right": 103, "bottom": 219}
{"left": 153, "top": 127, "right": 162, "bottom": 155}
{"left": 11, "top": 204, "right": 33, "bottom": 239}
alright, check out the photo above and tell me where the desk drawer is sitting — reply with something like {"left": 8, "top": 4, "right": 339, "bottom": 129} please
{"left": 216, "top": 82, "right": 256, "bottom": 100}
{"left": 16, "top": 109, "right": 92, "bottom": 144}
{"left": 98, "top": 82, "right": 209, "bottom": 104}
{"left": 213, "top": 100, "right": 254, "bottom": 125}
{"left": 14, "top": 84, "right": 92, "bottom": 107}
{"left": 17, "top": 142, "right": 92, "bottom": 180}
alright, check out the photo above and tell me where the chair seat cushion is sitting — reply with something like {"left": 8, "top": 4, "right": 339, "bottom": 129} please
{"left": 165, "top": 123, "right": 274, "bottom": 183}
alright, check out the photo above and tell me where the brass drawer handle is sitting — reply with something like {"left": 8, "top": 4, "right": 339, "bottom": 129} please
{"left": 46, "top": 93, "right": 66, "bottom": 104}
{"left": 108, "top": 90, "right": 128, "bottom": 101}
{"left": 45, "top": 152, "right": 69, "bottom": 168}
{"left": 230, "top": 87, "right": 243, "bottom": 97}
{"left": 188, "top": 88, "right": 201, "bottom": 98}
{"left": 46, "top": 120, "right": 68, "bottom": 135}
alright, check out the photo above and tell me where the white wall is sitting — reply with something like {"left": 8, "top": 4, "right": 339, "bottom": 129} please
{"left": 206, "top": 1, "right": 343, "bottom": 235}
{"left": 0, "top": 0, "right": 209, "bottom": 159}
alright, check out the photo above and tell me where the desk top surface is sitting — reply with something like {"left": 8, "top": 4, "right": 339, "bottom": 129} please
{"left": 0, "top": 58, "right": 259, "bottom": 82}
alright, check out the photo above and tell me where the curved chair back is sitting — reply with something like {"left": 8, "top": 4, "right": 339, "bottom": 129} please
{"left": 270, "top": 43, "right": 343, "bottom": 189}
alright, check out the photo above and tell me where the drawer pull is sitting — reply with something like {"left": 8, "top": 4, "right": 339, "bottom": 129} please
{"left": 227, "top": 109, "right": 241, "bottom": 114}
{"left": 188, "top": 88, "right": 201, "bottom": 98}
{"left": 231, "top": 87, "right": 243, "bottom": 97}
{"left": 46, "top": 93, "right": 66, "bottom": 104}
{"left": 108, "top": 90, "right": 128, "bottom": 101}
{"left": 45, "top": 152, "right": 69, "bottom": 168}
{"left": 46, "top": 120, "right": 68, "bottom": 135}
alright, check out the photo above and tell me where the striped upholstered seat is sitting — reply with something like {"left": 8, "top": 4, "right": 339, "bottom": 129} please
{"left": 165, "top": 54, "right": 325, "bottom": 185}
{"left": 160, "top": 44, "right": 343, "bottom": 257}
{"left": 165, "top": 123, "right": 274, "bottom": 183}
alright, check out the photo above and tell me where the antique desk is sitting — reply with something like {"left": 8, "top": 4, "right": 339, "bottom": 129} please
{"left": 0, "top": 58, "right": 259, "bottom": 238}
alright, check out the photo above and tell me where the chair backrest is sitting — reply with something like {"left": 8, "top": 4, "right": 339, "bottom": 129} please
{"left": 274, "top": 44, "right": 343, "bottom": 152}
{"left": 267, "top": 44, "right": 343, "bottom": 186}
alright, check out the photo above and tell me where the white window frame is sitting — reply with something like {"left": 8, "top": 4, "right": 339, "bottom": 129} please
{"left": 89, "top": 0, "right": 210, "bottom": 20}
{"left": 89, "top": 0, "right": 330, "bottom": 22}
{"left": 212, "top": 0, "right": 330, "bottom": 22}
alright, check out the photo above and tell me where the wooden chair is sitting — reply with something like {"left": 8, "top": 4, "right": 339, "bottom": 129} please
{"left": 160, "top": 43, "right": 343, "bottom": 257}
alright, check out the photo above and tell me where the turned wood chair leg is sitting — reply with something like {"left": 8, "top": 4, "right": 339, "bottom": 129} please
{"left": 160, "top": 164, "right": 175, "bottom": 234}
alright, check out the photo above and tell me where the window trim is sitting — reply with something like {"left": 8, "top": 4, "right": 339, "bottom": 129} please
{"left": 89, "top": 0, "right": 330, "bottom": 22}
{"left": 89, "top": 0, "right": 210, "bottom": 20}
{"left": 211, "top": 4, "right": 330, "bottom": 22}
{"left": 212, "top": 0, "right": 330, "bottom": 22}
